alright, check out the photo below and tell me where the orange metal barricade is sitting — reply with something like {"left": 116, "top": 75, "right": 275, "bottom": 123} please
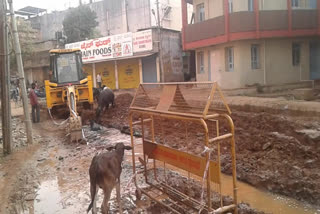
{"left": 129, "top": 82, "right": 238, "bottom": 214}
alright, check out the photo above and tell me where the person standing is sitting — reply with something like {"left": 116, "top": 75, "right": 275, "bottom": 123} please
{"left": 29, "top": 83, "right": 40, "bottom": 123}
{"left": 96, "top": 73, "right": 102, "bottom": 89}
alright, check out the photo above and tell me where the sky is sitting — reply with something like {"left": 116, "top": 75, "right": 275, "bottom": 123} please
{"left": 13, "top": 0, "right": 99, "bottom": 12}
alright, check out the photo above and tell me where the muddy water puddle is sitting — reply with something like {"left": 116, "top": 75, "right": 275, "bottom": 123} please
{"left": 31, "top": 127, "right": 319, "bottom": 214}
{"left": 219, "top": 174, "right": 320, "bottom": 214}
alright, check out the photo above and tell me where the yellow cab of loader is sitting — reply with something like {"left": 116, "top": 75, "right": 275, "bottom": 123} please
{"left": 45, "top": 49, "right": 94, "bottom": 142}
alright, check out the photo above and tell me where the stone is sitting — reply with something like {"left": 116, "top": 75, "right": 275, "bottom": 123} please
{"left": 295, "top": 129, "right": 320, "bottom": 141}
{"left": 262, "top": 142, "right": 272, "bottom": 150}
{"left": 25, "top": 194, "right": 35, "bottom": 201}
{"left": 133, "top": 131, "right": 142, "bottom": 137}
{"left": 293, "top": 88, "right": 316, "bottom": 101}
{"left": 58, "top": 156, "right": 64, "bottom": 161}
{"left": 196, "top": 133, "right": 204, "bottom": 137}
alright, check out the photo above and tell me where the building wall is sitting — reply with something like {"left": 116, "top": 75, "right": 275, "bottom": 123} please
{"left": 259, "top": 0, "right": 287, "bottom": 10}
{"left": 127, "top": 0, "right": 151, "bottom": 33}
{"left": 193, "top": 0, "right": 223, "bottom": 21}
{"left": 29, "top": 0, "right": 187, "bottom": 41}
{"left": 161, "top": 29, "right": 184, "bottom": 82}
{"left": 195, "top": 38, "right": 311, "bottom": 89}
{"left": 90, "top": 1, "right": 109, "bottom": 36}
{"left": 149, "top": 0, "right": 191, "bottom": 31}
{"left": 234, "top": 0, "right": 250, "bottom": 12}
{"left": 196, "top": 40, "right": 264, "bottom": 88}
{"left": 265, "top": 38, "right": 310, "bottom": 84}
{"left": 209, "top": 0, "right": 224, "bottom": 18}
{"left": 29, "top": 10, "right": 66, "bottom": 41}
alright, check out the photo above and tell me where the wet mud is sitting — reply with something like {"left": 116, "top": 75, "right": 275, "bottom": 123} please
{"left": 92, "top": 93, "right": 320, "bottom": 207}
{"left": 0, "top": 92, "right": 320, "bottom": 213}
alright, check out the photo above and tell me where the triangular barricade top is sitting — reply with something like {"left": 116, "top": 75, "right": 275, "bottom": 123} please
{"left": 203, "top": 82, "right": 231, "bottom": 116}
{"left": 130, "top": 84, "right": 155, "bottom": 109}
{"left": 131, "top": 82, "right": 230, "bottom": 117}
{"left": 156, "top": 85, "right": 190, "bottom": 111}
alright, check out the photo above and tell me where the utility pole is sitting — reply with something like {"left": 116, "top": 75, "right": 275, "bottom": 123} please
{"left": 8, "top": 0, "right": 33, "bottom": 145}
{"left": 125, "top": 0, "right": 129, "bottom": 32}
{"left": 0, "top": 0, "right": 12, "bottom": 154}
{"left": 156, "top": 0, "right": 164, "bottom": 82}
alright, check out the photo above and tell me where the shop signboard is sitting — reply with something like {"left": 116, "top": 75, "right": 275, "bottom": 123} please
{"left": 112, "top": 32, "right": 133, "bottom": 58}
{"left": 133, "top": 30, "right": 153, "bottom": 53}
{"left": 65, "top": 32, "right": 133, "bottom": 63}
{"left": 65, "top": 36, "right": 113, "bottom": 63}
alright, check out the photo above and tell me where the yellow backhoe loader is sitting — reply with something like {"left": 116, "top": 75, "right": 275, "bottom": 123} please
{"left": 45, "top": 49, "right": 93, "bottom": 142}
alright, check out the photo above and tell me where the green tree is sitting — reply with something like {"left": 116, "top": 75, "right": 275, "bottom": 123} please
{"left": 63, "top": 5, "right": 99, "bottom": 43}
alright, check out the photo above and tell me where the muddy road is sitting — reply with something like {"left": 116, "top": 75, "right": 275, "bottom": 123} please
{"left": 0, "top": 91, "right": 320, "bottom": 213}
{"left": 86, "top": 91, "right": 320, "bottom": 209}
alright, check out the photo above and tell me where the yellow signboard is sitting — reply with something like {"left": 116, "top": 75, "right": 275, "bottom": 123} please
{"left": 118, "top": 59, "right": 140, "bottom": 89}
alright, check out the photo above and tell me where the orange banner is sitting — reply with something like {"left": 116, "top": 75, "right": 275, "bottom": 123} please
{"left": 144, "top": 140, "right": 220, "bottom": 184}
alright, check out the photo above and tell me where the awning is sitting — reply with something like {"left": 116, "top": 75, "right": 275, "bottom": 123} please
{"left": 16, "top": 6, "right": 46, "bottom": 16}
{"left": 83, "top": 52, "right": 157, "bottom": 65}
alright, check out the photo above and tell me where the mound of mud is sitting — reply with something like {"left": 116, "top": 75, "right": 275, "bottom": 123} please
{"left": 99, "top": 93, "right": 134, "bottom": 129}
{"left": 81, "top": 90, "right": 320, "bottom": 206}
{"left": 145, "top": 112, "right": 320, "bottom": 206}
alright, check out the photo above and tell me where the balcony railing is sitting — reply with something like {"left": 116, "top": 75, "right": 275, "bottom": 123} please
{"left": 184, "top": 9, "right": 319, "bottom": 46}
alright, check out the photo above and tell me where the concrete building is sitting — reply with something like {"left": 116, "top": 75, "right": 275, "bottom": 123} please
{"left": 66, "top": 28, "right": 184, "bottom": 89}
{"left": 23, "top": 40, "right": 59, "bottom": 87}
{"left": 181, "top": 0, "right": 320, "bottom": 89}
{"left": 28, "top": 0, "right": 193, "bottom": 41}
{"left": 24, "top": 0, "right": 193, "bottom": 87}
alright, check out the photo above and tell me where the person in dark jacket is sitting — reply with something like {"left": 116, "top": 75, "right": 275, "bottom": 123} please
{"left": 29, "top": 83, "right": 40, "bottom": 123}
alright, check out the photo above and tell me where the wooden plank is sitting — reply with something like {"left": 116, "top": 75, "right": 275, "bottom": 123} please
{"left": 144, "top": 140, "right": 221, "bottom": 184}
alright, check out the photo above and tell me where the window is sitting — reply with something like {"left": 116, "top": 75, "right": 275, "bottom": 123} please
{"left": 292, "top": 0, "right": 300, "bottom": 8}
{"left": 292, "top": 43, "right": 301, "bottom": 66}
{"left": 309, "top": 0, "right": 317, "bottom": 9}
{"left": 251, "top": 45, "right": 260, "bottom": 69}
{"left": 226, "top": 47, "right": 234, "bottom": 72}
{"left": 197, "top": 52, "right": 205, "bottom": 74}
{"left": 228, "top": 0, "right": 233, "bottom": 13}
{"left": 248, "top": 0, "right": 254, "bottom": 11}
{"left": 197, "top": 3, "right": 205, "bottom": 22}
{"left": 56, "top": 53, "right": 80, "bottom": 83}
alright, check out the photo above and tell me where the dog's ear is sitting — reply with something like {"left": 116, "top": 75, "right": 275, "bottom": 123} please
{"left": 124, "top": 146, "right": 132, "bottom": 150}
{"left": 106, "top": 146, "right": 115, "bottom": 151}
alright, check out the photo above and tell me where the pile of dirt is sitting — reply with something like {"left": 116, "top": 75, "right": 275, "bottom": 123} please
{"left": 81, "top": 92, "right": 320, "bottom": 206}
{"left": 81, "top": 93, "right": 134, "bottom": 128}
{"left": 100, "top": 93, "right": 134, "bottom": 129}
{"left": 232, "top": 112, "right": 320, "bottom": 206}
{"left": 143, "top": 112, "right": 320, "bottom": 206}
